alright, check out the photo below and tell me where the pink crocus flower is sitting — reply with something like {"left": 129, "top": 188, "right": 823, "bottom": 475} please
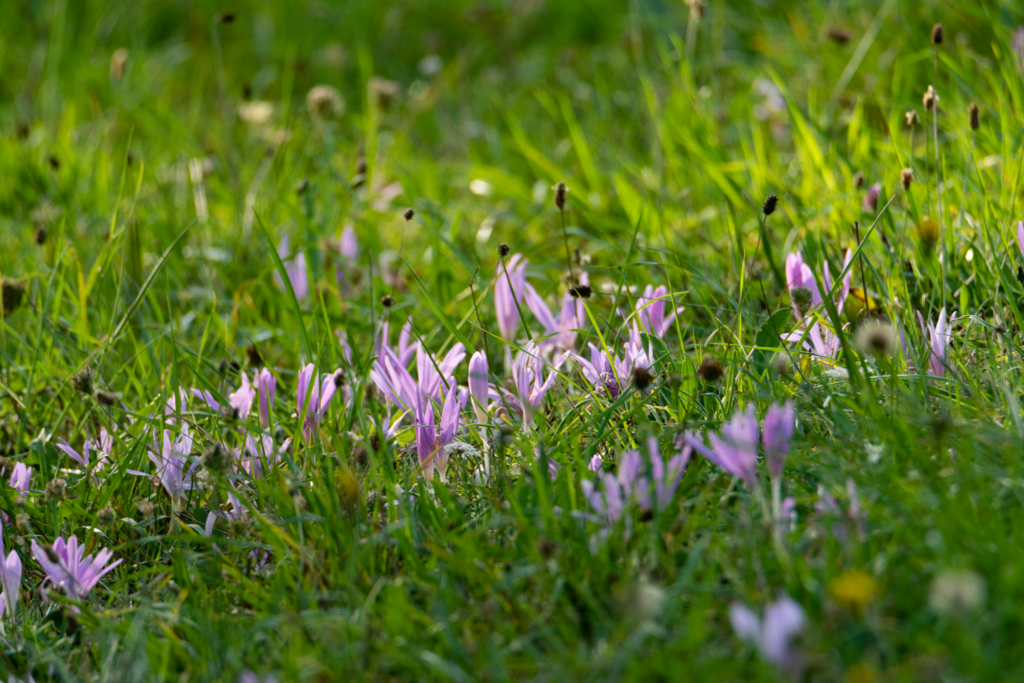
{"left": 581, "top": 437, "right": 690, "bottom": 524}
{"left": 494, "top": 342, "right": 563, "bottom": 427}
{"left": 376, "top": 319, "right": 418, "bottom": 368}
{"left": 30, "top": 535, "right": 122, "bottom": 605}
{"left": 333, "top": 224, "right": 361, "bottom": 289}
{"left": 633, "top": 284, "right": 685, "bottom": 339}
{"left": 862, "top": 183, "right": 881, "bottom": 213}
{"left": 275, "top": 234, "right": 309, "bottom": 301}
{"left": 525, "top": 274, "right": 588, "bottom": 352}
{"left": 730, "top": 593, "right": 806, "bottom": 674}
{"left": 9, "top": 463, "right": 31, "bottom": 497}
{"left": 0, "top": 524, "right": 22, "bottom": 619}
{"left": 229, "top": 371, "right": 256, "bottom": 420}
{"left": 55, "top": 427, "right": 113, "bottom": 476}
{"left": 1016, "top": 220, "right": 1024, "bottom": 258}
{"left": 763, "top": 401, "right": 795, "bottom": 480}
{"left": 256, "top": 367, "right": 276, "bottom": 429}
{"left": 494, "top": 253, "right": 528, "bottom": 339}
{"left": 127, "top": 425, "right": 198, "bottom": 513}
{"left": 571, "top": 326, "right": 652, "bottom": 398}
{"left": 782, "top": 250, "right": 853, "bottom": 362}
{"left": 414, "top": 380, "right": 465, "bottom": 483}
{"left": 296, "top": 364, "right": 345, "bottom": 440}
{"left": 915, "top": 308, "right": 952, "bottom": 377}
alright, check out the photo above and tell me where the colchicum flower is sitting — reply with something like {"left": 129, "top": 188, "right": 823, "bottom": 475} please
{"left": 414, "top": 380, "right": 466, "bottom": 482}
{"left": 0, "top": 524, "right": 22, "bottom": 619}
{"left": 581, "top": 437, "right": 690, "bottom": 523}
{"left": 30, "top": 535, "right": 122, "bottom": 605}
{"left": 633, "top": 285, "right": 685, "bottom": 339}
{"left": 685, "top": 405, "right": 760, "bottom": 487}
{"left": 782, "top": 250, "right": 853, "bottom": 362}
{"left": 525, "top": 275, "right": 587, "bottom": 352}
{"left": 571, "top": 327, "right": 652, "bottom": 398}
{"left": 467, "top": 350, "right": 490, "bottom": 430}
{"left": 763, "top": 402, "right": 795, "bottom": 480}
{"left": 730, "top": 593, "right": 806, "bottom": 674}
{"left": 296, "top": 363, "right": 345, "bottom": 440}
{"left": 494, "top": 253, "right": 528, "bottom": 339}
{"left": 1017, "top": 220, "right": 1024, "bottom": 259}
{"left": 9, "top": 463, "right": 31, "bottom": 497}
{"left": 229, "top": 371, "right": 256, "bottom": 420}
{"left": 494, "top": 342, "right": 563, "bottom": 427}
{"left": 276, "top": 234, "right": 309, "bottom": 301}
{"left": 256, "top": 367, "right": 277, "bottom": 429}
{"left": 127, "top": 425, "right": 198, "bottom": 513}
{"left": 915, "top": 308, "right": 952, "bottom": 377}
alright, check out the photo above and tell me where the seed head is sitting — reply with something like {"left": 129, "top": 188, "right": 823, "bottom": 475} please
{"left": 331, "top": 369, "right": 346, "bottom": 389}
{"left": 403, "top": 208, "right": 415, "bottom": 221}
{"left": 305, "top": 84, "right": 344, "bottom": 118}
{"left": 380, "top": 294, "right": 394, "bottom": 308}
{"left": 855, "top": 318, "right": 895, "bottom": 357}
{"left": 853, "top": 172, "right": 864, "bottom": 190}
{"left": 931, "top": 24, "right": 944, "bottom": 45}
{"left": 93, "top": 390, "right": 117, "bottom": 407}
{"left": 905, "top": 110, "right": 920, "bottom": 127}
{"left": 923, "top": 86, "right": 938, "bottom": 111}
{"left": 918, "top": 219, "right": 940, "bottom": 254}
{"left": 71, "top": 366, "right": 94, "bottom": 395}
{"left": 900, "top": 168, "right": 914, "bottom": 190}
{"left": 968, "top": 102, "right": 980, "bottom": 130}
{"left": 773, "top": 353, "right": 794, "bottom": 377}
{"left": 217, "top": 11, "right": 236, "bottom": 24}
{"left": 48, "top": 155, "right": 60, "bottom": 170}
{"left": 246, "top": 343, "right": 263, "bottom": 366}
{"left": 34, "top": 226, "right": 47, "bottom": 245}
{"left": 630, "top": 366, "right": 653, "bottom": 392}
{"left": 136, "top": 500, "right": 156, "bottom": 518}
{"left": 15, "top": 513, "right": 30, "bottom": 535}
{"left": 1, "top": 278, "right": 26, "bottom": 315}
{"left": 696, "top": 357, "right": 724, "bottom": 382}
{"left": 569, "top": 284, "right": 592, "bottom": 299}
{"left": 202, "top": 442, "right": 233, "bottom": 476}
{"left": 827, "top": 27, "right": 851, "bottom": 44}
{"left": 295, "top": 178, "right": 310, "bottom": 195}
{"left": 497, "top": 243, "right": 510, "bottom": 258}
{"left": 1017, "top": 266, "right": 1024, "bottom": 286}
{"left": 790, "top": 285, "right": 814, "bottom": 314}
{"left": 762, "top": 193, "right": 778, "bottom": 216}
{"left": 553, "top": 182, "right": 568, "bottom": 211}
{"left": 45, "top": 477, "right": 67, "bottom": 502}
{"left": 98, "top": 507, "right": 116, "bottom": 527}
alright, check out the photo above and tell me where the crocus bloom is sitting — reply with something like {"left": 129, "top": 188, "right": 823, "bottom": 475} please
{"left": 241, "top": 434, "right": 280, "bottom": 479}
{"left": 128, "top": 425, "right": 198, "bottom": 513}
{"left": 55, "top": 427, "right": 113, "bottom": 474}
{"left": 730, "top": 593, "right": 806, "bottom": 673}
{"left": 1018, "top": 220, "right": 1024, "bottom": 258}
{"left": 571, "top": 326, "right": 652, "bottom": 398}
{"left": 467, "top": 350, "right": 490, "bottom": 429}
{"left": 276, "top": 234, "right": 309, "bottom": 301}
{"left": 416, "top": 342, "right": 466, "bottom": 405}
{"left": 296, "top": 363, "right": 345, "bottom": 439}
{"left": 525, "top": 278, "right": 586, "bottom": 352}
{"left": 633, "top": 285, "right": 685, "bottom": 338}
{"left": 0, "top": 524, "right": 22, "bottom": 619}
{"left": 30, "top": 536, "right": 122, "bottom": 603}
{"left": 763, "top": 402, "right": 795, "bottom": 480}
{"left": 334, "top": 224, "right": 361, "bottom": 288}
{"left": 204, "top": 490, "right": 247, "bottom": 538}
{"left": 495, "top": 342, "right": 562, "bottom": 427}
{"left": 370, "top": 346, "right": 420, "bottom": 412}
{"left": 9, "top": 463, "right": 31, "bottom": 497}
{"left": 229, "top": 371, "right": 256, "bottom": 420}
{"left": 494, "top": 253, "right": 528, "bottom": 339}
{"left": 582, "top": 437, "right": 690, "bottom": 523}
{"left": 414, "top": 381, "right": 465, "bottom": 482}
{"left": 190, "top": 389, "right": 221, "bottom": 412}
{"left": 376, "top": 320, "right": 418, "bottom": 368}
{"left": 588, "top": 454, "right": 602, "bottom": 472}
{"left": 684, "top": 405, "right": 760, "bottom": 487}
{"left": 256, "top": 367, "right": 276, "bottom": 429}
{"left": 915, "top": 308, "right": 951, "bottom": 377}
{"left": 783, "top": 250, "right": 853, "bottom": 362}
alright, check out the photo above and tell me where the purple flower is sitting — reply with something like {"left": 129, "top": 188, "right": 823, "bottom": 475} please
{"left": 9, "top": 463, "right": 31, "bottom": 497}
{"left": 276, "top": 234, "right": 309, "bottom": 301}
{"left": 256, "top": 367, "right": 276, "bottom": 429}
{"left": 128, "top": 425, "right": 198, "bottom": 513}
{"left": 377, "top": 320, "right": 418, "bottom": 368}
{"left": 296, "top": 363, "right": 345, "bottom": 440}
{"left": 190, "top": 388, "right": 221, "bottom": 412}
{"left": 784, "top": 251, "right": 822, "bottom": 310}
{"left": 371, "top": 345, "right": 420, "bottom": 411}
{"left": 571, "top": 327, "right": 652, "bottom": 398}
{"left": 582, "top": 437, "right": 690, "bottom": 523}
{"left": 204, "top": 490, "right": 247, "bottom": 538}
{"left": 55, "top": 427, "right": 113, "bottom": 475}
{"left": 338, "top": 225, "right": 360, "bottom": 261}
{"left": 0, "top": 524, "right": 22, "bottom": 619}
{"left": 783, "top": 250, "right": 853, "bottom": 362}
{"left": 416, "top": 342, "right": 466, "bottom": 405}
{"left": 588, "top": 454, "right": 602, "bottom": 472}
{"left": 239, "top": 672, "right": 278, "bottom": 683}
{"left": 763, "top": 402, "right": 795, "bottom": 480}
{"left": 862, "top": 183, "right": 881, "bottom": 213}
{"left": 164, "top": 388, "right": 190, "bottom": 422}
{"left": 241, "top": 434, "right": 281, "bottom": 479}
{"left": 684, "top": 405, "right": 760, "bottom": 487}
{"left": 634, "top": 285, "right": 684, "bottom": 338}
{"left": 730, "top": 593, "right": 805, "bottom": 673}
{"left": 496, "top": 342, "right": 562, "bottom": 427}
{"left": 230, "top": 371, "right": 256, "bottom": 420}
{"left": 414, "top": 380, "right": 465, "bottom": 482}
{"left": 1016, "top": 220, "right": 1024, "bottom": 259}
{"left": 468, "top": 350, "right": 490, "bottom": 429}
{"left": 30, "top": 535, "right": 122, "bottom": 604}
{"left": 525, "top": 281, "right": 586, "bottom": 352}
{"left": 915, "top": 308, "right": 951, "bottom": 377}
{"left": 494, "top": 253, "right": 528, "bottom": 339}
{"left": 1014, "top": 27, "right": 1024, "bottom": 69}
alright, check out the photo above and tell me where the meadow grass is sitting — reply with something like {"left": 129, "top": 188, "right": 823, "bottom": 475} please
{"left": 3, "top": 0, "right": 1024, "bottom": 681}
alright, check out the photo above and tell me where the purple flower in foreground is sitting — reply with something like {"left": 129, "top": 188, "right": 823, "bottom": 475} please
{"left": 296, "top": 363, "right": 345, "bottom": 439}
{"left": 276, "top": 234, "right": 309, "bottom": 301}
{"left": 730, "top": 593, "right": 805, "bottom": 674}
{"left": 377, "top": 320, "right": 418, "bottom": 368}
{"left": 582, "top": 437, "right": 690, "bottom": 523}
{"left": 414, "top": 381, "right": 465, "bottom": 482}
{"left": 30, "top": 535, "right": 122, "bottom": 604}
{"left": 128, "top": 425, "right": 198, "bottom": 513}
{"left": 241, "top": 434, "right": 282, "bottom": 479}
{"left": 634, "top": 284, "right": 685, "bottom": 338}
{"left": 256, "top": 367, "right": 276, "bottom": 429}
{"left": 494, "top": 253, "right": 528, "bottom": 339}
{"left": 230, "top": 371, "right": 256, "bottom": 420}
{"left": 763, "top": 402, "right": 795, "bottom": 480}
{"left": 9, "top": 463, "right": 31, "bottom": 497}
{"left": 416, "top": 342, "right": 466, "bottom": 405}
{"left": 684, "top": 405, "right": 760, "bottom": 487}
{"left": 915, "top": 308, "right": 951, "bottom": 377}
{"left": 0, "top": 524, "right": 22, "bottom": 619}
{"left": 371, "top": 345, "right": 419, "bottom": 412}
{"left": 55, "top": 427, "right": 113, "bottom": 475}
{"left": 1017, "top": 220, "right": 1024, "bottom": 259}
{"left": 588, "top": 454, "right": 602, "bottom": 472}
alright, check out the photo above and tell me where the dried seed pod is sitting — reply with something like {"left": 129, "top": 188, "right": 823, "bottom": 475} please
{"left": 697, "top": 357, "right": 724, "bottom": 382}
{"left": 900, "top": 168, "right": 914, "bottom": 190}
{"left": 497, "top": 243, "right": 510, "bottom": 258}
{"left": 553, "top": 182, "right": 568, "bottom": 211}
{"left": 969, "top": 102, "right": 980, "bottom": 131}
{"left": 931, "top": 24, "right": 944, "bottom": 45}
{"left": 762, "top": 193, "right": 778, "bottom": 216}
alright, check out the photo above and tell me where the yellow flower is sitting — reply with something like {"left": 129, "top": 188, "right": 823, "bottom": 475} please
{"left": 829, "top": 569, "right": 877, "bottom": 609}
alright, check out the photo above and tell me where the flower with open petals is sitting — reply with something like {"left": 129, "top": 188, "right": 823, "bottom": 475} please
{"left": 633, "top": 285, "right": 684, "bottom": 338}
{"left": 683, "top": 405, "right": 760, "bottom": 487}
{"left": 525, "top": 279, "right": 586, "bottom": 352}
{"left": 414, "top": 380, "right": 466, "bottom": 482}
{"left": 730, "top": 593, "right": 805, "bottom": 674}
{"left": 9, "top": 463, "right": 31, "bottom": 497}
{"left": 275, "top": 234, "right": 309, "bottom": 301}
{"left": 127, "top": 425, "right": 198, "bottom": 513}
{"left": 229, "top": 371, "right": 256, "bottom": 420}
{"left": 582, "top": 437, "right": 690, "bottom": 523}
{"left": 296, "top": 363, "right": 346, "bottom": 439}
{"left": 915, "top": 308, "right": 952, "bottom": 377}
{"left": 30, "top": 535, "right": 122, "bottom": 604}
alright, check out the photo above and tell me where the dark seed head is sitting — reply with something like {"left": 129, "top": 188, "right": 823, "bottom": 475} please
{"left": 71, "top": 366, "right": 94, "bottom": 395}
{"left": 931, "top": 24, "right": 944, "bottom": 45}
{"left": 569, "top": 284, "right": 592, "bottom": 299}
{"left": 923, "top": 86, "right": 937, "bottom": 111}
{"left": 790, "top": 286, "right": 814, "bottom": 314}
{"left": 969, "top": 102, "right": 980, "bottom": 131}
{"left": 95, "top": 389, "right": 117, "bottom": 406}
{"left": 900, "top": 168, "right": 914, "bottom": 191}
{"left": 45, "top": 478, "right": 67, "bottom": 502}
{"left": 217, "top": 11, "right": 236, "bottom": 24}
{"left": 827, "top": 27, "right": 851, "bottom": 44}
{"left": 16, "top": 513, "right": 30, "bottom": 534}
{"left": 554, "top": 182, "right": 568, "bottom": 211}
{"left": 98, "top": 507, "right": 116, "bottom": 527}
{"left": 853, "top": 172, "right": 864, "bottom": 190}
{"left": 697, "top": 357, "right": 724, "bottom": 382}
{"left": 246, "top": 343, "right": 263, "bottom": 366}
{"left": 631, "top": 366, "right": 653, "bottom": 392}
{"left": 380, "top": 295, "right": 394, "bottom": 308}
{"left": 332, "top": 369, "right": 345, "bottom": 388}
{"left": 42, "top": 543, "right": 60, "bottom": 563}
{"left": 48, "top": 155, "right": 60, "bottom": 170}
{"left": 403, "top": 208, "right": 415, "bottom": 221}
{"left": 498, "top": 243, "right": 510, "bottom": 258}
{"left": 34, "top": 226, "right": 47, "bottom": 245}
{"left": 356, "top": 156, "right": 367, "bottom": 175}
{"left": 202, "top": 442, "right": 233, "bottom": 476}
{"left": 2, "top": 279, "right": 26, "bottom": 315}
{"left": 762, "top": 193, "right": 778, "bottom": 216}
{"left": 1017, "top": 266, "right": 1024, "bottom": 286}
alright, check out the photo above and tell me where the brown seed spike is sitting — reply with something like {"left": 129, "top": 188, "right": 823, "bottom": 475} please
{"left": 497, "top": 243, "right": 510, "bottom": 258}
{"left": 762, "top": 194, "right": 778, "bottom": 216}
{"left": 403, "top": 208, "right": 415, "bottom": 221}
{"left": 554, "top": 182, "right": 568, "bottom": 211}
{"left": 697, "top": 358, "right": 724, "bottom": 382}
{"left": 900, "top": 168, "right": 914, "bottom": 190}
{"left": 931, "top": 24, "right": 944, "bottom": 45}
{"left": 380, "top": 295, "right": 394, "bottom": 308}
{"left": 969, "top": 102, "right": 980, "bottom": 131}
